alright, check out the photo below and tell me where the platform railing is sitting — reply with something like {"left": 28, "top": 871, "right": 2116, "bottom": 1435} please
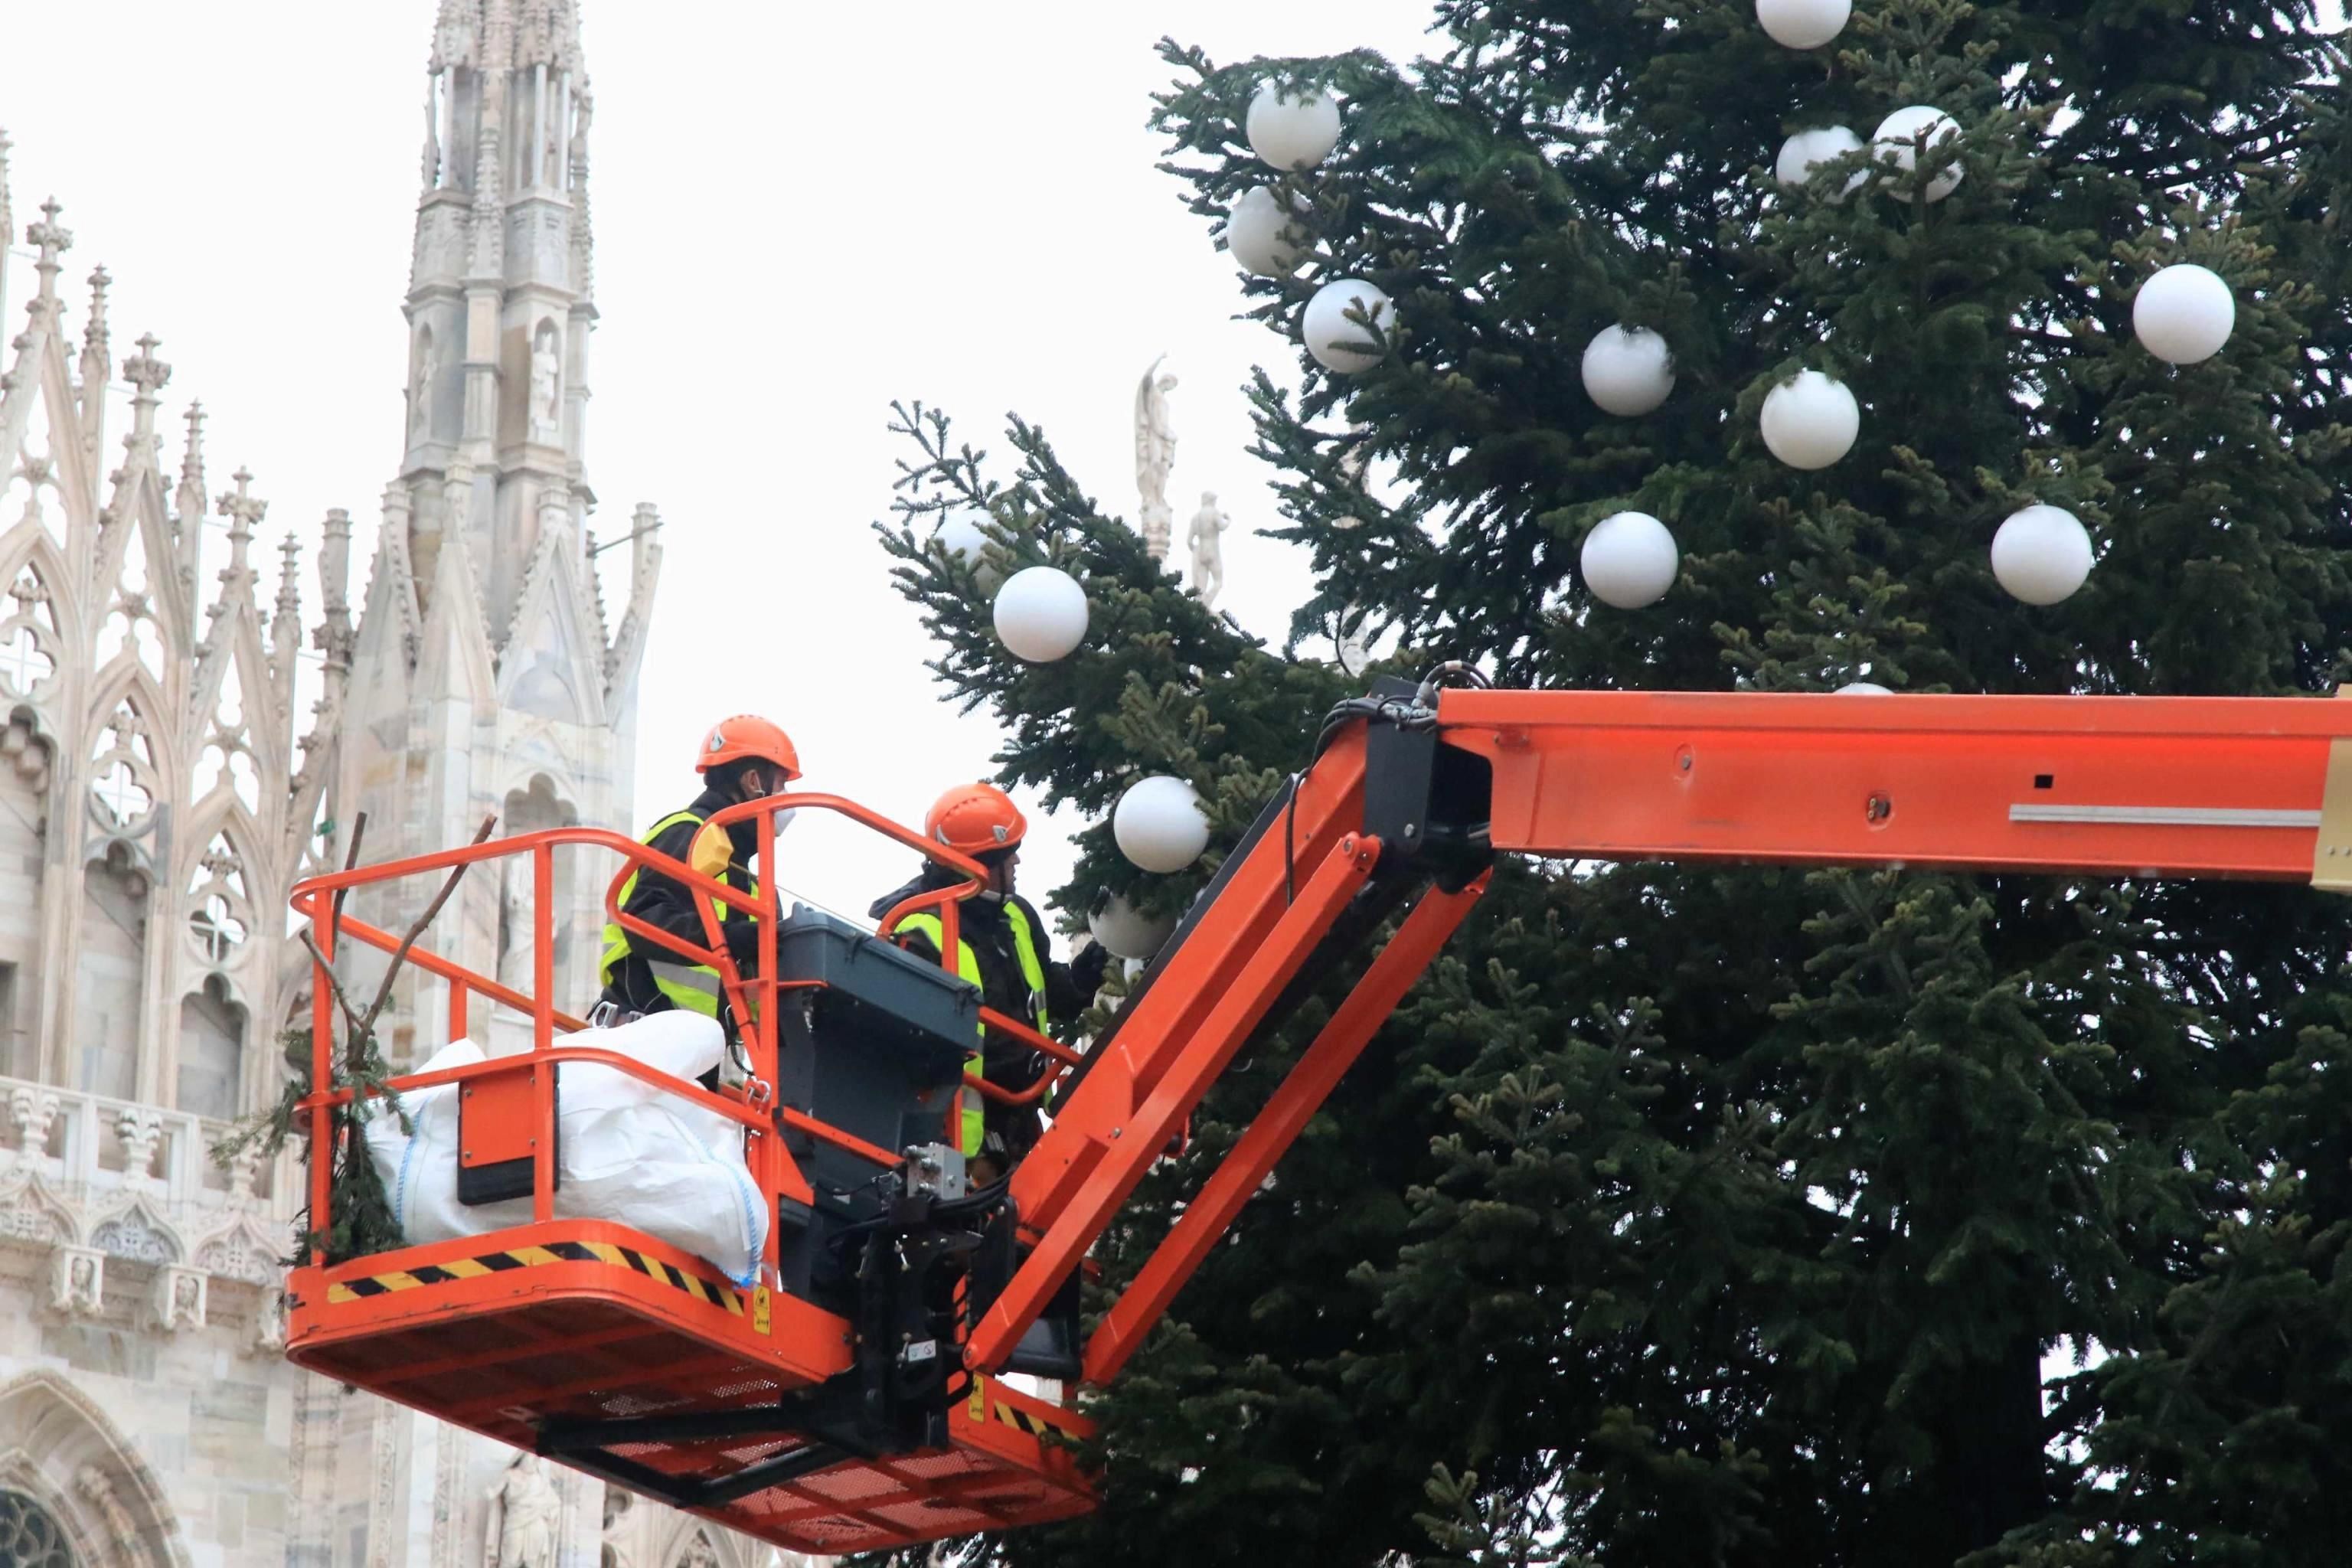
{"left": 287, "top": 792, "right": 1056, "bottom": 1279}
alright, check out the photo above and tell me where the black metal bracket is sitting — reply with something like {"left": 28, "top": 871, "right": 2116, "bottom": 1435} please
{"left": 536, "top": 1382, "right": 884, "bottom": 1511}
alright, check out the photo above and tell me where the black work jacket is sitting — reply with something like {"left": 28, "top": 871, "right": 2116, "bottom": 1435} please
{"left": 603, "top": 786, "right": 764, "bottom": 1011}
{"left": 869, "top": 867, "right": 1092, "bottom": 1084}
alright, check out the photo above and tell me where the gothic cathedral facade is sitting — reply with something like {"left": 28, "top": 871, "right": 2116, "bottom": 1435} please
{"left": 0, "top": 5, "right": 801, "bottom": 1564}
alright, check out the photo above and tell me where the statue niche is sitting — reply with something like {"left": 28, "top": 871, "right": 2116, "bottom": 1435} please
{"left": 528, "top": 321, "right": 563, "bottom": 446}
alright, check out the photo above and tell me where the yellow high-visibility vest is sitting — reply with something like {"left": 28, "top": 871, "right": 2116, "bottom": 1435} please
{"left": 896, "top": 901, "right": 1048, "bottom": 1159}
{"left": 598, "top": 810, "right": 756, "bottom": 1018}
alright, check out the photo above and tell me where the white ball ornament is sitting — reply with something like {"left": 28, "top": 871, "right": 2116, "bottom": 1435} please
{"left": 1580, "top": 511, "right": 1680, "bottom": 610}
{"left": 2132, "top": 263, "right": 2235, "bottom": 365}
{"left": 991, "top": 566, "right": 1089, "bottom": 662}
{"left": 1834, "top": 681, "right": 1893, "bottom": 695}
{"left": 1990, "top": 505, "right": 2094, "bottom": 606}
{"left": 1775, "top": 126, "right": 1867, "bottom": 200}
{"left": 933, "top": 507, "right": 1003, "bottom": 592}
{"left": 1756, "top": 0, "right": 1851, "bottom": 49}
{"left": 1873, "top": 106, "right": 1965, "bottom": 201}
{"left": 1087, "top": 892, "right": 1177, "bottom": 961}
{"left": 1113, "top": 776, "right": 1211, "bottom": 874}
{"left": 1302, "top": 278, "right": 1396, "bottom": 373}
{"left": 1246, "top": 80, "right": 1342, "bottom": 171}
{"left": 1759, "top": 371, "right": 1860, "bottom": 470}
{"left": 1227, "top": 186, "right": 1305, "bottom": 278}
{"left": 1581, "top": 326, "right": 1676, "bottom": 416}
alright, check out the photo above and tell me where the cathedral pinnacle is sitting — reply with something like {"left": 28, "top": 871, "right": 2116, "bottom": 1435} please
{"left": 123, "top": 332, "right": 170, "bottom": 449}
{"left": 28, "top": 198, "right": 70, "bottom": 304}
{"left": 274, "top": 531, "right": 304, "bottom": 629}
{"left": 83, "top": 266, "right": 110, "bottom": 361}
{"left": 217, "top": 467, "right": 266, "bottom": 591}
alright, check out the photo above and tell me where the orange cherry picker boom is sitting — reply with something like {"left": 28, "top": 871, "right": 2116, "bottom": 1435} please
{"left": 283, "top": 678, "right": 2352, "bottom": 1555}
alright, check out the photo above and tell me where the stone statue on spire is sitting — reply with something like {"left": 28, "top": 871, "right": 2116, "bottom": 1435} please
{"left": 1187, "top": 491, "right": 1230, "bottom": 609}
{"left": 1133, "top": 355, "right": 1178, "bottom": 560}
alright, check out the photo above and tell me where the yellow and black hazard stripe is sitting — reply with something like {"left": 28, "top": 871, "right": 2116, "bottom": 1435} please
{"left": 966, "top": 1376, "right": 1085, "bottom": 1443}
{"left": 325, "top": 1239, "right": 745, "bottom": 1315}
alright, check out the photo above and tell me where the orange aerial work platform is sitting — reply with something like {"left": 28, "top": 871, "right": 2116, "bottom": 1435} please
{"left": 284, "top": 678, "right": 2352, "bottom": 1553}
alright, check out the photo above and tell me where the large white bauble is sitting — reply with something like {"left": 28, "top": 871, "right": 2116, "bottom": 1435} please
{"left": 1756, "top": 0, "right": 1851, "bottom": 49}
{"left": 991, "top": 566, "right": 1089, "bottom": 662}
{"left": 1990, "top": 505, "right": 2094, "bottom": 606}
{"left": 1088, "top": 892, "right": 1177, "bottom": 961}
{"left": 1580, "top": 511, "right": 1680, "bottom": 609}
{"left": 1246, "top": 80, "right": 1343, "bottom": 171}
{"left": 933, "top": 507, "right": 1003, "bottom": 592}
{"left": 1227, "top": 186, "right": 1305, "bottom": 277}
{"left": 1873, "top": 106, "right": 1964, "bottom": 201}
{"left": 1581, "top": 325, "right": 1676, "bottom": 417}
{"left": 1834, "top": 681, "right": 1893, "bottom": 695}
{"left": 1114, "top": 776, "right": 1211, "bottom": 874}
{"left": 1759, "top": 371, "right": 1860, "bottom": 469}
{"left": 2132, "top": 263, "right": 2235, "bottom": 365}
{"left": 1302, "top": 278, "right": 1396, "bottom": 373}
{"left": 1775, "top": 126, "right": 1867, "bottom": 199}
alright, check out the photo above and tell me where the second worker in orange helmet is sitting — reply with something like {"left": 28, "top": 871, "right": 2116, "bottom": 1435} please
{"left": 871, "top": 782, "right": 1108, "bottom": 1185}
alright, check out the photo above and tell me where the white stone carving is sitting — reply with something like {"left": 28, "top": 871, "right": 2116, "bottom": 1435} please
{"left": 115, "top": 1107, "right": 163, "bottom": 1184}
{"left": 485, "top": 1452, "right": 561, "bottom": 1568}
{"left": 1133, "top": 355, "right": 1178, "bottom": 560}
{"left": 528, "top": 322, "right": 562, "bottom": 445}
{"left": 51, "top": 1246, "right": 103, "bottom": 1316}
{"left": 73, "top": 1463, "right": 141, "bottom": 1562}
{"left": 1187, "top": 490, "right": 1230, "bottom": 610}
{"left": 6, "top": 1086, "right": 59, "bottom": 1161}
{"left": 90, "top": 1195, "right": 180, "bottom": 1265}
{"left": 246, "top": 1285, "right": 287, "bottom": 1357}
{"left": 151, "top": 1265, "right": 206, "bottom": 1332}
{"left": 0, "top": 1170, "right": 74, "bottom": 1246}
{"left": 194, "top": 1210, "right": 286, "bottom": 1285}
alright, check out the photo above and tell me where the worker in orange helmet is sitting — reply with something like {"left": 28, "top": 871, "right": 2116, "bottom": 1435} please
{"left": 593, "top": 716, "right": 800, "bottom": 1032}
{"left": 871, "top": 782, "right": 1107, "bottom": 1185}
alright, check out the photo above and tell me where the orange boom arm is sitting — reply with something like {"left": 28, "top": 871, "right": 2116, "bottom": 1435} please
{"left": 978, "top": 685, "right": 2351, "bottom": 1378}
{"left": 1442, "top": 688, "right": 2352, "bottom": 885}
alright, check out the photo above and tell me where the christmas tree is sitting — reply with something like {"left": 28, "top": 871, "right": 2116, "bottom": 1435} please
{"left": 876, "top": 2, "right": 2352, "bottom": 1562}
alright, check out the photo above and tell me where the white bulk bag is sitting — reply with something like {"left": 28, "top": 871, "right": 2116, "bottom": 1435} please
{"left": 358, "top": 1011, "right": 767, "bottom": 1287}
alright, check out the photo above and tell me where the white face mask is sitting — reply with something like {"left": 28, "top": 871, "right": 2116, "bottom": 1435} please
{"left": 772, "top": 806, "right": 796, "bottom": 834}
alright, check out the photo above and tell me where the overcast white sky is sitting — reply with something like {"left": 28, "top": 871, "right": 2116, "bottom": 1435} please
{"left": 2, "top": 1, "right": 1439, "bottom": 933}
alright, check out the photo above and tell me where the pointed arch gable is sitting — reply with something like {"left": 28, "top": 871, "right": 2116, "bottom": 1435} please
{"left": 0, "top": 335, "right": 103, "bottom": 551}
{"left": 0, "top": 528, "right": 88, "bottom": 654}
{"left": 0, "top": 1168, "right": 82, "bottom": 1248}
{"left": 414, "top": 531, "right": 497, "bottom": 707}
{"left": 187, "top": 624, "right": 280, "bottom": 822}
{"left": 89, "top": 459, "right": 185, "bottom": 652}
{"left": 31, "top": 338, "right": 100, "bottom": 528}
{"left": 83, "top": 663, "right": 180, "bottom": 785}
{"left": 86, "top": 1194, "right": 184, "bottom": 1266}
{"left": 497, "top": 537, "right": 608, "bottom": 729}
{"left": 0, "top": 1372, "right": 192, "bottom": 1568}
{"left": 178, "top": 806, "right": 262, "bottom": 997}
{"left": 351, "top": 511, "right": 422, "bottom": 668}
{"left": 188, "top": 1210, "right": 283, "bottom": 1286}
{"left": 0, "top": 548, "right": 70, "bottom": 717}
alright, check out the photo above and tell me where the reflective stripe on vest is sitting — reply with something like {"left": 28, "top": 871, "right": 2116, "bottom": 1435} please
{"left": 898, "top": 901, "right": 1050, "bottom": 1159}
{"left": 599, "top": 809, "right": 753, "bottom": 1018}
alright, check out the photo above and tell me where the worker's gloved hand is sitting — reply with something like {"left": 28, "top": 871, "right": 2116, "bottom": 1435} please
{"left": 724, "top": 918, "right": 766, "bottom": 974}
{"left": 1069, "top": 939, "right": 1111, "bottom": 995}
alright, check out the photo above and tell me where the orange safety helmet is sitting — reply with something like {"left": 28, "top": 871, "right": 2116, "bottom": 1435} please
{"left": 926, "top": 782, "right": 1027, "bottom": 855}
{"left": 695, "top": 715, "right": 801, "bottom": 781}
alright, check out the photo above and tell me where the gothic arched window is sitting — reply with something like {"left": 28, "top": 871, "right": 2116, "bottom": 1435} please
{"left": 0, "top": 1488, "right": 76, "bottom": 1567}
{"left": 178, "top": 972, "right": 247, "bottom": 1122}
